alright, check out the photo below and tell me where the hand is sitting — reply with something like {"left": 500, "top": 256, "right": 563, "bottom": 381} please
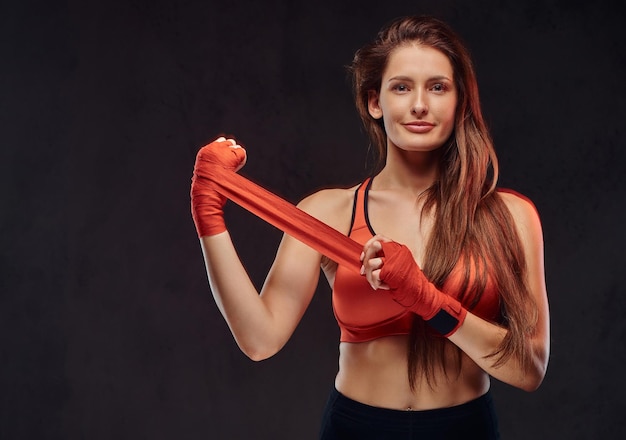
{"left": 360, "top": 235, "right": 467, "bottom": 336}
{"left": 359, "top": 234, "right": 394, "bottom": 290}
{"left": 191, "top": 137, "right": 247, "bottom": 237}
{"left": 194, "top": 136, "right": 247, "bottom": 174}
{"left": 360, "top": 235, "right": 437, "bottom": 316}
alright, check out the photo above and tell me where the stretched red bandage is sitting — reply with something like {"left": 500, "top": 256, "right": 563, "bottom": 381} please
{"left": 194, "top": 164, "right": 467, "bottom": 336}
{"left": 194, "top": 166, "right": 363, "bottom": 274}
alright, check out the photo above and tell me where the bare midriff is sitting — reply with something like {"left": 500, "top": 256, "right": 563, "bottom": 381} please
{"left": 334, "top": 334, "right": 490, "bottom": 411}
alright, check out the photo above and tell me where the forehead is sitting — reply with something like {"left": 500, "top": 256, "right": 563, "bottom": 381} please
{"left": 383, "top": 43, "right": 454, "bottom": 80}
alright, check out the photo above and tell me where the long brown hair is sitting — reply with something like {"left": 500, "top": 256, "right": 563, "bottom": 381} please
{"left": 348, "top": 16, "right": 538, "bottom": 388}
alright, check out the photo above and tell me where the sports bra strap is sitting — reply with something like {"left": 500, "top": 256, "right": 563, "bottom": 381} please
{"left": 348, "top": 178, "right": 370, "bottom": 235}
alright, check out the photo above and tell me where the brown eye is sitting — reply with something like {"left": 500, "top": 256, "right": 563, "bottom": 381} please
{"left": 431, "top": 83, "right": 446, "bottom": 92}
{"left": 393, "top": 84, "right": 409, "bottom": 92}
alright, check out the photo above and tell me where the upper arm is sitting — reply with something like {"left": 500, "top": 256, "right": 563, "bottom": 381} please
{"left": 500, "top": 191, "right": 550, "bottom": 362}
{"left": 258, "top": 188, "right": 354, "bottom": 350}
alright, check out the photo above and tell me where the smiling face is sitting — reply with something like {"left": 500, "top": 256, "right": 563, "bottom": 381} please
{"left": 368, "top": 43, "right": 458, "bottom": 154}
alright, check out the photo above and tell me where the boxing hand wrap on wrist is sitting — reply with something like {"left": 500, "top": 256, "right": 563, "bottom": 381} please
{"left": 191, "top": 175, "right": 227, "bottom": 237}
{"left": 190, "top": 139, "right": 247, "bottom": 237}
{"left": 378, "top": 241, "right": 467, "bottom": 337}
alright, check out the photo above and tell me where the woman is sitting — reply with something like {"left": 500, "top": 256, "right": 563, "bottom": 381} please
{"left": 190, "top": 15, "right": 549, "bottom": 439}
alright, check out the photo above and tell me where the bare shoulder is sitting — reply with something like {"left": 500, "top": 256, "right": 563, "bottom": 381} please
{"left": 497, "top": 188, "right": 543, "bottom": 239}
{"left": 297, "top": 184, "right": 360, "bottom": 234}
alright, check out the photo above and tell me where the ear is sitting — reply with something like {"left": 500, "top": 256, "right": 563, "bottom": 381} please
{"left": 367, "top": 90, "right": 383, "bottom": 119}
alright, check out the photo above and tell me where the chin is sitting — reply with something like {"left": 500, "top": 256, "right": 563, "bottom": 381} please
{"left": 389, "top": 133, "right": 449, "bottom": 152}
{"left": 395, "top": 141, "right": 446, "bottom": 153}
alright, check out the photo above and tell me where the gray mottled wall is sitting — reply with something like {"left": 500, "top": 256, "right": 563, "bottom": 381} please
{"left": 1, "top": 0, "right": 625, "bottom": 438}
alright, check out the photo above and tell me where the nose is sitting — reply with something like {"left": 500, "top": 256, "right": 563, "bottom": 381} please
{"left": 411, "top": 91, "right": 428, "bottom": 117}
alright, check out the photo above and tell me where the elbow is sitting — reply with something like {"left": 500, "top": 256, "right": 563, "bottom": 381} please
{"left": 231, "top": 326, "right": 288, "bottom": 361}
{"left": 509, "top": 371, "right": 543, "bottom": 393}
{"left": 518, "top": 340, "right": 550, "bottom": 392}
{"left": 520, "top": 375, "right": 543, "bottom": 392}
{"left": 244, "top": 349, "right": 274, "bottom": 362}
{"left": 519, "top": 360, "right": 549, "bottom": 392}
{"left": 238, "top": 341, "right": 282, "bottom": 362}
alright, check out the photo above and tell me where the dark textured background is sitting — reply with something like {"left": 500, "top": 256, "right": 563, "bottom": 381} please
{"left": 2, "top": 0, "right": 625, "bottom": 438}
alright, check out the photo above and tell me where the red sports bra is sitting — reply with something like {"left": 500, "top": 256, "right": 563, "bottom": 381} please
{"left": 332, "top": 178, "right": 502, "bottom": 343}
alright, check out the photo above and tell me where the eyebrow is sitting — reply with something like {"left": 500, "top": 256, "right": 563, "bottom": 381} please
{"left": 387, "top": 75, "right": 453, "bottom": 83}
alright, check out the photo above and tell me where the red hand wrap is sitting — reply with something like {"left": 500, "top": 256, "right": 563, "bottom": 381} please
{"left": 190, "top": 142, "right": 465, "bottom": 335}
{"left": 190, "top": 143, "right": 363, "bottom": 272}
{"left": 378, "top": 241, "right": 467, "bottom": 336}
{"left": 191, "top": 140, "right": 247, "bottom": 237}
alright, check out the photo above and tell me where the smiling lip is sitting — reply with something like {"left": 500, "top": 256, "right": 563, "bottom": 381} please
{"left": 403, "top": 121, "right": 435, "bottom": 133}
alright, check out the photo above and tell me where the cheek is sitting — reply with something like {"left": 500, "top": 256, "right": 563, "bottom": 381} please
{"left": 435, "top": 101, "right": 457, "bottom": 141}
{"left": 380, "top": 99, "right": 404, "bottom": 126}
{"left": 440, "top": 99, "right": 457, "bottom": 127}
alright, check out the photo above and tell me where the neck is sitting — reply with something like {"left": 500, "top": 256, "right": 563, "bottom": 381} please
{"left": 375, "top": 145, "right": 441, "bottom": 195}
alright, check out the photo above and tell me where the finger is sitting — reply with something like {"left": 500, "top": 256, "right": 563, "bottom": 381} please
{"left": 366, "top": 271, "right": 379, "bottom": 290}
{"left": 362, "top": 234, "right": 392, "bottom": 260}
{"left": 366, "top": 269, "right": 390, "bottom": 291}
{"left": 370, "top": 234, "right": 393, "bottom": 245}
{"left": 363, "top": 235, "right": 384, "bottom": 251}
{"left": 362, "top": 256, "right": 383, "bottom": 279}
{"left": 365, "top": 257, "right": 383, "bottom": 271}
{"left": 372, "top": 269, "right": 390, "bottom": 290}
{"left": 223, "top": 139, "right": 246, "bottom": 170}
{"left": 233, "top": 148, "right": 247, "bottom": 171}
{"left": 364, "top": 257, "right": 383, "bottom": 288}
{"left": 362, "top": 239, "right": 383, "bottom": 261}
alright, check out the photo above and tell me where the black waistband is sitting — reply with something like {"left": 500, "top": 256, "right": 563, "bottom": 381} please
{"left": 328, "top": 386, "right": 496, "bottom": 426}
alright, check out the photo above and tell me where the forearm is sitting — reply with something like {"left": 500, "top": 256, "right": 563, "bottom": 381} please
{"left": 448, "top": 312, "right": 548, "bottom": 391}
{"left": 200, "top": 232, "right": 280, "bottom": 360}
{"left": 191, "top": 139, "right": 327, "bottom": 360}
